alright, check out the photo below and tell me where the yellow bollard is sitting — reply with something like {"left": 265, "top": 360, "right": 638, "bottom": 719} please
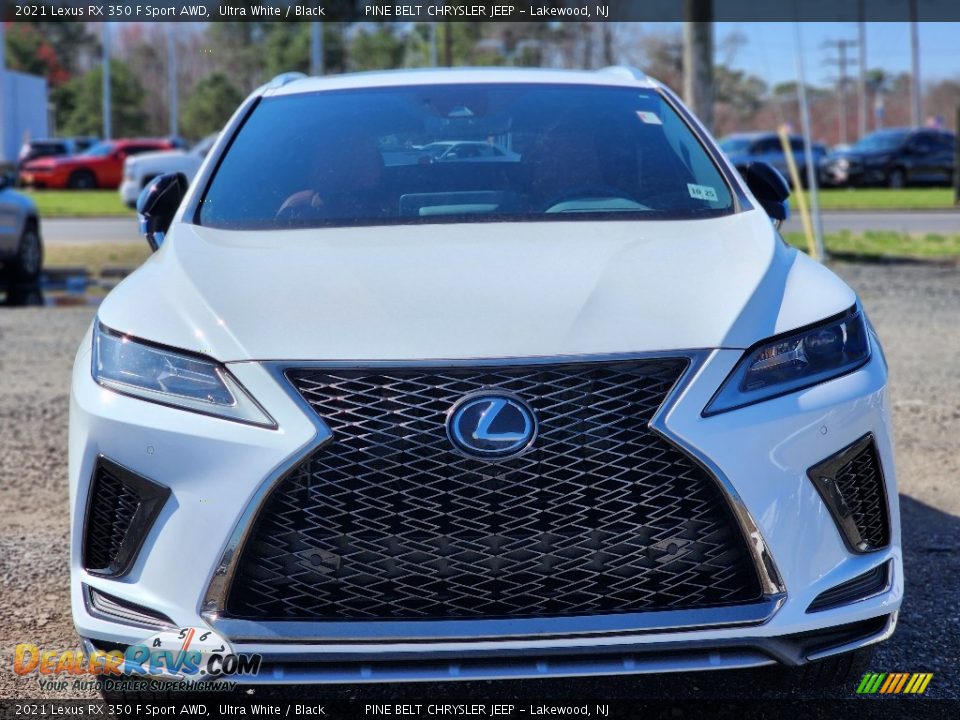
{"left": 778, "top": 125, "right": 818, "bottom": 260}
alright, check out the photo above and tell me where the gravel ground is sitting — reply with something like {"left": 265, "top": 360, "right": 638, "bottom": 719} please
{"left": 0, "top": 260, "right": 958, "bottom": 705}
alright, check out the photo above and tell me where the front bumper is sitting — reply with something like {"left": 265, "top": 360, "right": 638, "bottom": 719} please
{"left": 19, "top": 169, "right": 54, "bottom": 188}
{"left": 69, "top": 325, "right": 902, "bottom": 682}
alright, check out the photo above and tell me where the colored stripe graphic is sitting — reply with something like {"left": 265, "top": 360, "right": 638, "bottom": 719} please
{"left": 857, "top": 672, "right": 933, "bottom": 694}
{"left": 879, "top": 674, "right": 896, "bottom": 693}
{"left": 893, "top": 673, "right": 910, "bottom": 693}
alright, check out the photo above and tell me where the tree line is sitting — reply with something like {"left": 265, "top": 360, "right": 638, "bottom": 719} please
{"left": 4, "top": 21, "right": 958, "bottom": 144}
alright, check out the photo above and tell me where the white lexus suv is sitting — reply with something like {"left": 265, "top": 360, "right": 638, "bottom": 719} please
{"left": 70, "top": 68, "right": 900, "bottom": 687}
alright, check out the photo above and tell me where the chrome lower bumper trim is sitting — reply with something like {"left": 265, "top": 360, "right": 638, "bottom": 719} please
{"left": 207, "top": 595, "right": 785, "bottom": 644}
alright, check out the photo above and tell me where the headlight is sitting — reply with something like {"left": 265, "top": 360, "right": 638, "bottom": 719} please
{"left": 704, "top": 310, "right": 871, "bottom": 415}
{"left": 92, "top": 322, "right": 275, "bottom": 427}
{"left": 836, "top": 158, "right": 850, "bottom": 169}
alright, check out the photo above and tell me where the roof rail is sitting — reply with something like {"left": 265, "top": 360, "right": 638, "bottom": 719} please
{"left": 598, "top": 65, "right": 648, "bottom": 82}
{"left": 266, "top": 72, "right": 308, "bottom": 89}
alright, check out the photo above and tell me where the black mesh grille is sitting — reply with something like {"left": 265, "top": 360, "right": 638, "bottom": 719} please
{"left": 82, "top": 459, "right": 170, "bottom": 576}
{"left": 83, "top": 464, "right": 143, "bottom": 572}
{"left": 226, "top": 360, "right": 763, "bottom": 620}
{"left": 833, "top": 441, "right": 890, "bottom": 550}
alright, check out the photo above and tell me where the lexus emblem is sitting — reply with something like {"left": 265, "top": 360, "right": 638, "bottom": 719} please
{"left": 446, "top": 393, "right": 538, "bottom": 459}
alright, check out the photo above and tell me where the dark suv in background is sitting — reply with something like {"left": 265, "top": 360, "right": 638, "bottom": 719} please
{"left": 719, "top": 132, "right": 827, "bottom": 187}
{"left": 820, "top": 128, "right": 956, "bottom": 188}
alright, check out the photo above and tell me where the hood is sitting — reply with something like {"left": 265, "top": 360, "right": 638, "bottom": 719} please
{"left": 98, "top": 210, "right": 855, "bottom": 362}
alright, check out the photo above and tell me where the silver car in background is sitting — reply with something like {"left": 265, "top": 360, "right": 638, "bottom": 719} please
{"left": 0, "top": 171, "right": 43, "bottom": 282}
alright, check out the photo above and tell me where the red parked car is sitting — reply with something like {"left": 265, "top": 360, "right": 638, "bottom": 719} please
{"left": 19, "top": 138, "right": 177, "bottom": 189}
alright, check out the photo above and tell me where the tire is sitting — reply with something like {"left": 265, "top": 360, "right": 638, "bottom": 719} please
{"left": 67, "top": 169, "right": 97, "bottom": 189}
{"left": 887, "top": 168, "right": 906, "bottom": 189}
{"left": 3, "top": 221, "right": 43, "bottom": 282}
{"left": 781, "top": 646, "right": 876, "bottom": 687}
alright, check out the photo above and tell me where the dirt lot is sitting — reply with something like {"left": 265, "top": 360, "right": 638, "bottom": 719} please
{"left": 0, "top": 260, "right": 958, "bottom": 703}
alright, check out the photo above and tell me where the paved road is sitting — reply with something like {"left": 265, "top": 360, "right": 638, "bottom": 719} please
{"left": 40, "top": 212, "right": 960, "bottom": 246}
{"left": 42, "top": 217, "right": 138, "bottom": 245}
{"left": 783, "top": 211, "right": 959, "bottom": 236}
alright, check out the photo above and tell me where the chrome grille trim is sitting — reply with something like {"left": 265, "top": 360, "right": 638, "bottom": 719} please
{"left": 201, "top": 351, "right": 785, "bottom": 642}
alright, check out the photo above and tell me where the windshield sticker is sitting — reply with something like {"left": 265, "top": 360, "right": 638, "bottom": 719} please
{"left": 636, "top": 110, "right": 662, "bottom": 125}
{"left": 687, "top": 183, "right": 719, "bottom": 202}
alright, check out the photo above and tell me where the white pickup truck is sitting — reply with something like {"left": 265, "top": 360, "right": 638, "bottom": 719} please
{"left": 119, "top": 134, "right": 218, "bottom": 208}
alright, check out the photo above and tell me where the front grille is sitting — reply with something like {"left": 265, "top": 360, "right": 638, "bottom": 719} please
{"left": 808, "top": 435, "right": 890, "bottom": 553}
{"left": 82, "top": 458, "right": 170, "bottom": 577}
{"left": 226, "top": 360, "right": 763, "bottom": 621}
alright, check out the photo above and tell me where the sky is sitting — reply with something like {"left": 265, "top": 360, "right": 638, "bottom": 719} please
{"left": 713, "top": 22, "right": 959, "bottom": 88}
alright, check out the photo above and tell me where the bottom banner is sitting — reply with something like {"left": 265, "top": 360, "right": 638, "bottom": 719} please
{"left": 0, "top": 699, "right": 955, "bottom": 720}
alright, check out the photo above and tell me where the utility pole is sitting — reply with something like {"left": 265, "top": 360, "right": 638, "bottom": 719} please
{"left": 823, "top": 38, "right": 858, "bottom": 145}
{"left": 909, "top": 0, "right": 922, "bottom": 127}
{"left": 167, "top": 25, "right": 178, "bottom": 139}
{"left": 683, "top": 0, "right": 714, "bottom": 133}
{"left": 310, "top": 22, "right": 323, "bottom": 76}
{"left": 857, "top": 3, "right": 867, "bottom": 139}
{"left": 102, "top": 24, "right": 112, "bottom": 140}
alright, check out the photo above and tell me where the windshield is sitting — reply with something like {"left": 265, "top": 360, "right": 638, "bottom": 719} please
{"left": 852, "top": 131, "right": 909, "bottom": 153}
{"left": 198, "top": 83, "right": 735, "bottom": 230}
{"left": 82, "top": 142, "right": 115, "bottom": 157}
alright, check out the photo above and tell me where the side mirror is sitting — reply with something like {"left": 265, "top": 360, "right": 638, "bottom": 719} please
{"left": 137, "top": 172, "right": 188, "bottom": 251}
{"left": 737, "top": 161, "right": 790, "bottom": 226}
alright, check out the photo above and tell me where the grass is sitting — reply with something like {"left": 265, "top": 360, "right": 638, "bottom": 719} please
{"left": 810, "top": 188, "right": 956, "bottom": 211}
{"left": 25, "top": 189, "right": 135, "bottom": 217}
{"left": 784, "top": 230, "right": 960, "bottom": 260}
{"left": 44, "top": 243, "right": 150, "bottom": 276}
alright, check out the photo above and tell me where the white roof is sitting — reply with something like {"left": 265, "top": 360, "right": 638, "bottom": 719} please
{"left": 264, "top": 66, "right": 656, "bottom": 97}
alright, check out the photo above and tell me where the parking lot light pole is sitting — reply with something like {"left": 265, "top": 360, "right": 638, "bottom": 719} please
{"left": 167, "top": 25, "right": 178, "bottom": 139}
{"left": 102, "top": 24, "right": 112, "bottom": 140}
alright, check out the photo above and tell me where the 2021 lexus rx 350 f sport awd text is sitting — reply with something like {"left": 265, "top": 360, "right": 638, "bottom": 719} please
{"left": 70, "top": 67, "right": 900, "bottom": 687}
